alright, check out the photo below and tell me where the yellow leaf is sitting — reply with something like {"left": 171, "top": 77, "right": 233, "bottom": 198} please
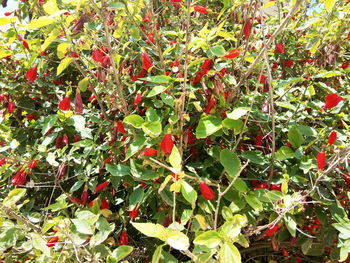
{"left": 170, "top": 181, "right": 182, "bottom": 193}
{"left": 245, "top": 54, "right": 255, "bottom": 63}
{"left": 101, "top": 209, "right": 112, "bottom": 217}
{"left": 194, "top": 214, "right": 207, "bottom": 230}
{"left": 57, "top": 57, "right": 73, "bottom": 76}
{"left": 27, "top": 16, "right": 54, "bottom": 29}
{"left": 261, "top": 1, "right": 275, "bottom": 9}
{"left": 324, "top": 0, "right": 336, "bottom": 11}
{"left": 158, "top": 175, "right": 172, "bottom": 193}
{"left": 43, "top": 0, "right": 59, "bottom": 15}
{"left": 57, "top": 42, "right": 70, "bottom": 59}
{"left": 169, "top": 146, "right": 182, "bottom": 169}
{"left": 0, "top": 18, "right": 10, "bottom": 26}
{"left": 0, "top": 50, "right": 11, "bottom": 59}
{"left": 41, "top": 29, "right": 59, "bottom": 51}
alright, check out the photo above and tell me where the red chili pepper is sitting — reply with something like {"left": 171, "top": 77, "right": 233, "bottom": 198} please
{"left": 59, "top": 97, "right": 71, "bottom": 111}
{"left": 25, "top": 67, "right": 37, "bottom": 83}
{"left": 12, "top": 169, "right": 27, "bottom": 185}
{"left": 28, "top": 160, "right": 37, "bottom": 169}
{"left": 224, "top": 49, "right": 240, "bottom": 59}
{"left": 243, "top": 19, "right": 251, "bottom": 39}
{"left": 7, "top": 102, "right": 16, "bottom": 113}
{"left": 134, "top": 93, "right": 142, "bottom": 106}
{"left": 129, "top": 204, "right": 139, "bottom": 219}
{"left": 63, "top": 135, "right": 69, "bottom": 145}
{"left": 204, "top": 96, "right": 217, "bottom": 114}
{"left": 270, "top": 184, "right": 282, "bottom": 191}
{"left": 142, "top": 52, "right": 153, "bottom": 71}
{"left": 81, "top": 190, "right": 88, "bottom": 205}
{"left": 316, "top": 151, "right": 326, "bottom": 170}
{"left": 100, "top": 197, "right": 110, "bottom": 209}
{"left": 74, "top": 91, "right": 83, "bottom": 114}
{"left": 95, "top": 181, "right": 110, "bottom": 192}
{"left": 254, "top": 182, "right": 269, "bottom": 190}
{"left": 201, "top": 59, "right": 213, "bottom": 74}
{"left": 142, "top": 148, "right": 158, "bottom": 157}
{"left": 275, "top": 43, "right": 285, "bottom": 54}
{"left": 328, "top": 131, "right": 337, "bottom": 146}
{"left": 160, "top": 134, "right": 174, "bottom": 154}
{"left": 46, "top": 236, "right": 59, "bottom": 247}
{"left": 324, "top": 94, "right": 343, "bottom": 109}
{"left": 264, "top": 224, "right": 279, "bottom": 237}
{"left": 119, "top": 231, "right": 129, "bottom": 245}
{"left": 56, "top": 135, "right": 63, "bottom": 149}
{"left": 199, "top": 182, "right": 215, "bottom": 200}
{"left": 26, "top": 114, "right": 37, "bottom": 120}
{"left": 193, "top": 5, "right": 208, "bottom": 14}
{"left": 104, "top": 156, "right": 113, "bottom": 164}
{"left": 22, "top": 40, "right": 29, "bottom": 50}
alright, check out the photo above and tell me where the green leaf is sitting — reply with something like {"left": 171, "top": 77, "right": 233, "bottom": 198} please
{"left": 222, "top": 118, "right": 243, "bottom": 134}
{"left": 129, "top": 187, "right": 144, "bottom": 206}
{"left": 125, "top": 135, "right": 146, "bottom": 160}
{"left": 166, "top": 231, "right": 190, "bottom": 250}
{"left": 69, "top": 180, "right": 84, "bottom": 192}
{"left": 241, "top": 151, "right": 266, "bottom": 164}
{"left": 226, "top": 108, "right": 249, "bottom": 120}
{"left": 301, "top": 238, "right": 313, "bottom": 255}
{"left": 208, "top": 45, "right": 226, "bottom": 57}
{"left": 90, "top": 217, "right": 115, "bottom": 246}
{"left": 108, "top": 2, "right": 125, "bottom": 9}
{"left": 275, "top": 146, "right": 295, "bottom": 161}
{"left": 57, "top": 57, "right": 73, "bottom": 76}
{"left": 196, "top": 116, "right": 222, "bottom": 139}
{"left": 31, "top": 233, "right": 51, "bottom": 257}
{"left": 324, "top": 0, "right": 336, "bottom": 11}
{"left": 152, "top": 245, "right": 178, "bottom": 263}
{"left": 78, "top": 77, "right": 89, "bottom": 92}
{"left": 106, "top": 164, "right": 130, "bottom": 176}
{"left": 124, "top": 114, "right": 145, "bottom": 128}
{"left": 245, "top": 194, "right": 263, "bottom": 211}
{"left": 219, "top": 243, "right": 241, "bottom": 263}
{"left": 140, "top": 75, "right": 173, "bottom": 83}
{"left": 0, "top": 228, "right": 17, "bottom": 251}
{"left": 220, "top": 149, "right": 241, "bottom": 179}
{"left": 3, "top": 188, "right": 26, "bottom": 206}
{"left": 181, "top": 180, "right": 197, "bottom": 208}
{"left": 27, "top": 16, "right": 54, "bottom": 29}
{"left": 288, "top": 126, "right": 304, "bottom": 148}
{"left": 147, "top": 85, "right": 168, "bottom": 97}
{"left": 169, "top": 146, "right": 182, "bottom": 169}
{"left": 109, "top": 246, "right": 133, "bottom": 262}
{"left": 71, "top": 115, "right": 92, "bottom": 139}
{"left": 41, "top": 115, "right": 58, "bottom": 135}
{"left": 193, "top": 231, "right": 222, "bottom": 248}
{"left": 141, "top": 121, "right": 162, "bottom": 138}
{"left": 161, "top": 93, "right": 175, "bottom": 107}
{"left": 71, "top": 219, "right": 94, "bottom": 235}
{"left": 233, "top": 179, "right": 249, "bottom": 193}
{"left": 314, "top": 71, "right": 341, "bottom": 78}
{"left": 131, "top": 222, "right": 168, "bottom": 241}
{"left": 285, "top": 214, "right": 297, "bottom": 237}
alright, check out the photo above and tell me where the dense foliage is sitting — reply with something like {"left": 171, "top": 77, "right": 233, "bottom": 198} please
{"left": 0, "top": 0, "right": 349, "bottom": 262}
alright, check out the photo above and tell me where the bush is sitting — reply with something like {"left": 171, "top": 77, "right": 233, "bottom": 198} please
{"left": 0, "top": 0, "right": 349, "bottom": 262}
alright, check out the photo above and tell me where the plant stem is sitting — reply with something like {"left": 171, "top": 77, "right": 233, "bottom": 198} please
{"left": 214, "top": 161, "right": 250, "bottom": 230}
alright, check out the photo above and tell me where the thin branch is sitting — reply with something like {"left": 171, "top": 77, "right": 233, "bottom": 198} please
{"left": 227, "top": 0, "right": 304, "bottom": 103}
{"left": 214, "top": 161, "right": 250, "bottom": 230}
